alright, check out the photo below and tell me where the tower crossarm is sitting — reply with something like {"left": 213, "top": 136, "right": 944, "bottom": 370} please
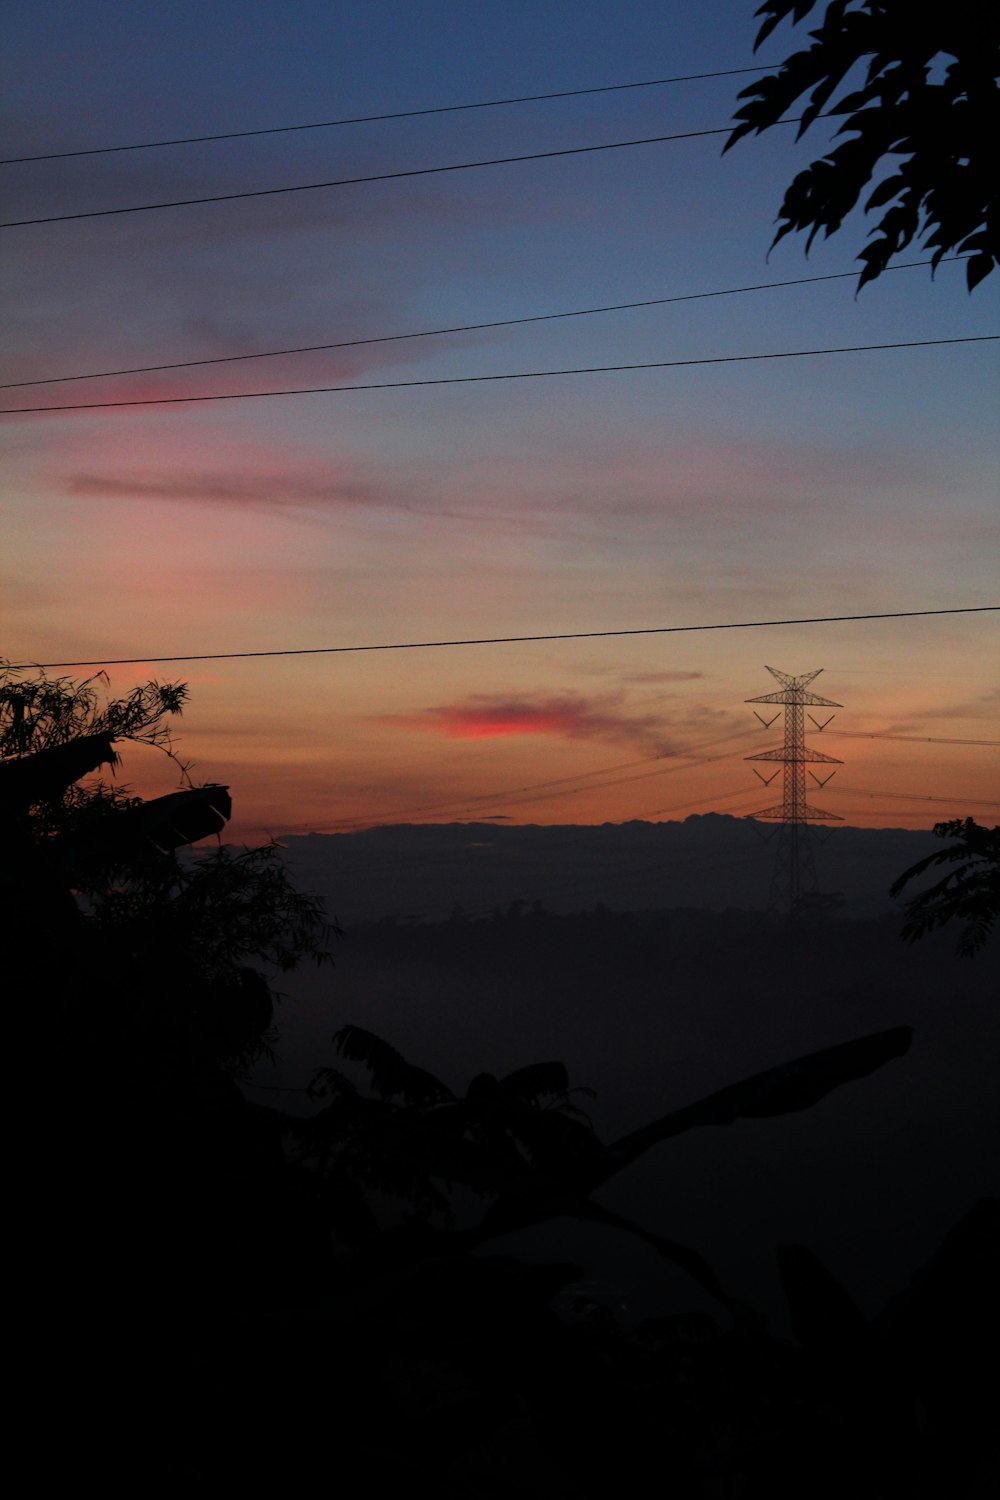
{"left": 748, "top": 803, "right": 843, "bottom": 822}
{"left": 747, "top": 746, "right": 842, "bottom": 764}
{"left": 746, "top": 689, "right": 842, "bottom": 708}
{"left": 764, "top": 666, "right": 822, "bottom": 690}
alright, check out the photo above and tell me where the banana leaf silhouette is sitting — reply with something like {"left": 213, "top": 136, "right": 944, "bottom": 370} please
{"left": 304, "top": 1024, "right": 912, "bottom": 1313}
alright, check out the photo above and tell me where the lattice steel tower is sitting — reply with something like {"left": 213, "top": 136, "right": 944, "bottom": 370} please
{"left": 746, "top": 667, "right": 843, "bottom": 913}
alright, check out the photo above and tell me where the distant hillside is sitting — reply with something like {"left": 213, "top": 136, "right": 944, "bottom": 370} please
{"left": 278, "top": 814, "right": 940, "bottom": 925}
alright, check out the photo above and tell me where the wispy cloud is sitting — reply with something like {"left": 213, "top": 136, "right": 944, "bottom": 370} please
{"left": 66, "top": 468, "right": 378, "bottom": 511}
{"left": 623, "top": 669, "right": 705, "bottom": 684}
{"left": 376, "top": 691, "right": 680, "bottom": 753}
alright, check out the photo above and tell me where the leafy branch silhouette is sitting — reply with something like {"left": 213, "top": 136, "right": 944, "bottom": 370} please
{"left": 297, "top": 1021, "right": 912, "bottom": 1316}
{"left": 726, "top": 1, "right": 999, "bottom": 290}
{"left": 891, "top": 817, "right": 1000, "bottom": 956}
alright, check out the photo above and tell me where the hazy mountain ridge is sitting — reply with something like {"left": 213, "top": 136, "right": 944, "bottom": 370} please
{"left": 278, "top": 813, "right": 941, "bottom": 924}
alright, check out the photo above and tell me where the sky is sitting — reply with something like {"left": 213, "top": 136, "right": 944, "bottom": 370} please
{"left": 2, "top": 0, "right": 997, "bottom": 842}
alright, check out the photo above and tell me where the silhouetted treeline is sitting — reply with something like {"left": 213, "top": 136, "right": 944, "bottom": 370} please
{"left": 282, "top": 815, "right": 940, "bottom": 923}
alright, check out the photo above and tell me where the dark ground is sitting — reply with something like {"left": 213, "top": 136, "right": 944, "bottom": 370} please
{"left": 249, "top": 903, "right": 999, "bottom": 1334}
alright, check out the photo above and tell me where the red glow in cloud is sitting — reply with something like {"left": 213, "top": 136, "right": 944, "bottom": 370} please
{"left": 379, "top": 693, "right": 676, "bottom": 751}
{"left": 436, "top": 704, "right": 584, "bottom": 739}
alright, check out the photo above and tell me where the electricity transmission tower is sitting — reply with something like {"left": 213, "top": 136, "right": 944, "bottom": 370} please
{"left": 746, "top": 667, "right": 843, "bottom": 914}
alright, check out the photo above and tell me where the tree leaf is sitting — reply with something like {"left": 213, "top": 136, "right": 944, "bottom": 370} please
{"left": 334, "top": 1024, "right": 455, "bottom": 1104}
{"left": 726, "top": 0, "right": 999, "bottom": 288}
{"left": 890, "top": 820, "right": 999, "bottom": 955}
{"left": 499, "top": 1061, "right": 572, "bottom": 1100}
{"left": 777, "top": 1243, "right": 871, "bottom": 1354}
{"left": 0, "top": 732, "right": 118, "bottom": 808}
{"left": 601, "top": 1025, "right": 912, "bottom": 1181}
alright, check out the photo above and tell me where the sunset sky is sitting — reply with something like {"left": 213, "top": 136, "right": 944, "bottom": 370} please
{"left": 2, "top": 0, "right": 997, "bottom": 842}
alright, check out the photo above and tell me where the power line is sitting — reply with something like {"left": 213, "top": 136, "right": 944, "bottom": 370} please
{"left": 1, "top": 257, "right": 960, "bottom": 392}
{"left": 308, "top": 735, "right": 750, "bottom": 835}
{"left": 4, "top": 335, "right": 994, "bottom": 415}
{"left": 11, "top": 606, "right": 998, "bottom": 672}
{"left": 644, "top": 790, "right": 764, "bottom": 819}
{"left": 838, "top": 788, "right": 1000, "bottom": 808}
{"left": 306, "top": 753, "right": 669, "bottom": 832}
{"left": 1, "top": 66, "right": 772, "bottom": 165}
{"left": 825, "top": 731, "right": 1000, "bottom": 747}
{"left": 481, "top": 747, "right": 748, "bottom": 814}
{"left": 0, "top": 119, "right": 779, "bottom": 229}
{"left": 276, "top": 736, "right": 767, "bottom": 840}
{"left": 369, "top": 744, "right": 751, "bottom": 826}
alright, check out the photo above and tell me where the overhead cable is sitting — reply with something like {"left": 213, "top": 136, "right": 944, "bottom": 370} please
{"left": 307, "top": 753, "right": 671, "bottom": 831}
{"left": 838, "top": 788, "right": 1000, "bottom": 808}
{"left": 1, "top": 66, "right": 772, "bottom": 165}
{"left": 325, "top": 739, "right": 752, "bottom": 833}
{"left": 3, "top": 334, "right": 994, "bottom": 415}
{"left": 824, "top": 731, "right": 1000, "bottom": 747}
{"left": 0, "top": 120, "right": 785, "bottom": 228}
{"left": 1, "top": 256, "right": 961, "bottom": 392}
{"left": 11, "top": 606, "right": 998, "bottom": 672}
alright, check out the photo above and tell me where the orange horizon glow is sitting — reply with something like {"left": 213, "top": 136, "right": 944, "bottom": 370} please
{"left": 4, "top": 642, "right": 996, "bottom": 847}
{"left": 4, "top": 11, "right": 996, "bottom": 857}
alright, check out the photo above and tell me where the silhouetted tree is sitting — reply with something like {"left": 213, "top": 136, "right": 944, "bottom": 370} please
{"left": 297, "top": 1021, "right": 912, "bottom": 1316}
{"left": 726, "top": 1, "right": 999, "bottom": 290}
{"left": 1, "top": 663, "right": 330, "bottom": 1069}
{"left": 891, "top": 816, "right": 999, "bottom": 955}
{"left": 3, "top": 665, "right": 335, "bottom": 1483}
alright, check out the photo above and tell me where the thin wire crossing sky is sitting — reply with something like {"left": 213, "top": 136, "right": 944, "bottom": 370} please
{"left": 3, "top": 0, "right": 997, "bottom": 840}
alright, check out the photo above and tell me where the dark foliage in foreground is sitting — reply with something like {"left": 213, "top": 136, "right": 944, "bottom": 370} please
{"left": 293, "top": 1021, "right": 911, "bottom": 1319}
{"left": 8, "top": 667, "right": 995, "bottom": 1493}
{"left": 2, "top": 665, "right": 331, "bottom": 1068}
{"left": 726, "top": 1, "right": 999, "bottom": 290}
{"left": 891, "top": 817, "right": 999, "bottom": 956}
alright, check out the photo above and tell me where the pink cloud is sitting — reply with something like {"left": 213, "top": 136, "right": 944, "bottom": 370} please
{"left": 49, "top": 423, "right": 403, "bottom": 515}
{"left": 377, "top": 691, "right": 679, "bottom": 752}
